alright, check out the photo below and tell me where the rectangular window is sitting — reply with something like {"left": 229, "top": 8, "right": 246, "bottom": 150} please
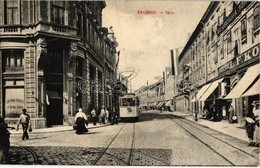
{"left": 77, "top": 12, "right": 82, "bottom": 36}
{"left": 227, "top": 32, "right": 232, "bottom": 53}
{"left": 76, "top": 58, "right": 83, "bottom": 77}
{"left": 233, "top": 28, "right": 240, "bottom": 57}
{"left": 241, "top": 17, "right": 247, "bottom": 44}
{"left": 218, "top": 13, "right": 224, "bottom": 27}
{"left": 206, "top": 31, "right": 209, "bottom": 44}
{"left": 2, "top": 50, "right": 24, "bottom": 72}
{"left": 51, "top": 1, "right": 65, "bottom": 25}
{"left": 234, "top": 40, "right": 239, "bottom": 57}
{"left": 4, "top": 0, "right": 19, "bottom": 25}
{"left": 253, "top": 5, "right": 260, "bottom": 35}
{"left": 213, "top": 45, "right": 218, "bottom": 63}
{"left": 217, "top": 41, "right": 224, "bottom": 60}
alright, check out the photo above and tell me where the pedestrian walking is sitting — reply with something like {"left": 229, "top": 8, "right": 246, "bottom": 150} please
{"left": 202, "top": 105, "right": 210, "bottom": 119}
{"left": 210, "top": 102, "right": 217, "bottom": 121}
{"left": 100, "top": 106, "right": 106, "bottom": 124}
{"left": 111, "top": 108, "right": 118, "bottom": 125}
{"left": 228, "top": 105, "right": 235, "bottom": 123}
{"left": 245, "top": 111, "right": 256, "bottom": 146}
{"left": 16, "top": 108, "right": 31, "bottom": 140}
{"left": 222, "top": 106, "right": 227, "bottom": 120}
{"left": 108, "top": 107, "right": 112, "bottom": 123}
{"left": 252, "top": 101, "right": 260, "bottom": 147}
{"left": 91, "top": 107, "right": 97, "bottom": 126}
{"left": 105, "top": 108, "right": 109, "bottom": 123}
{"left": 74, "top": 108, "right": 88, "bottom": 134}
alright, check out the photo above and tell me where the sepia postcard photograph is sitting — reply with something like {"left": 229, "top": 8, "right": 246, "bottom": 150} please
{"left": 0, "top": 0, "right": 259, "bottom": 167}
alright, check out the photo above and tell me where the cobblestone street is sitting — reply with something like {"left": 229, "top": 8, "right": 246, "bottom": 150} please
{"left": 5, "top": 110, "right": 259, "bottom": 166}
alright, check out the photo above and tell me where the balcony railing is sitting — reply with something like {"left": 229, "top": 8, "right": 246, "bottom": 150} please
{"left": 36, "top": 21, "right": 77, "bottom": 38}
{"left": 0, "top": 22, "right": 77, "bottom": 38}
{"left": 0, "top": 25, "right": 22, "bottom": 35}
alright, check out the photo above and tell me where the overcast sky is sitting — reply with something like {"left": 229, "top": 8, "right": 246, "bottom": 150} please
{"left": 103, "top": 0, "right": 210, "bottom": 91}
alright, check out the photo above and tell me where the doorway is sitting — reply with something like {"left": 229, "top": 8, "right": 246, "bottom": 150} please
{"left": 45, "top": 43, "right": 64, "bottom": 127}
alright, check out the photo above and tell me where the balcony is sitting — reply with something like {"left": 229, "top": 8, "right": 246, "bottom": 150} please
{"left": 35, "top": 21, "right": 77, "bottom": 39}
{"left": 0, "top": 22, "right": 77, "bottom": 40}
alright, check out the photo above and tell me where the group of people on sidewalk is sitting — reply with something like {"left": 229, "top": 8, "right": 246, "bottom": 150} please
{"left": 74, "top": 106, "right": 118, "bottom": 135}
{"left": 199, "top": 100, "right": 260, "bottom": 147}
{"left": 201, "top": 103, "right": 237, "bottom": 123}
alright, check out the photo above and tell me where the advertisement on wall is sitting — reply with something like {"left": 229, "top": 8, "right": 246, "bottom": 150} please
{"left": 5, "top": 88, "right": 24, "bottom": 117}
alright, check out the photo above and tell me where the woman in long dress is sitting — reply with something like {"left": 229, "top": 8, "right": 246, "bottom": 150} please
{"left": 74, "top": 108, "right": 88, "bottom": 134}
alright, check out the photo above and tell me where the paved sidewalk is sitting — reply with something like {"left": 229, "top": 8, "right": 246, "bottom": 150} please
{"left": 9, "top": 122, "right": 111, "bottom": 135}
{"left": 168, "top": 111, "right": 248, "bottom": 142}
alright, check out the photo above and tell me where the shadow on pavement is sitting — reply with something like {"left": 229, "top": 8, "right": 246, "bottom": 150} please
{"left": 27, "top": 136, "right": 48, "bottom": 140}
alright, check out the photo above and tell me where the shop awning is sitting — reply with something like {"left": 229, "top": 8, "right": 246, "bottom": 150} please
{"left": 199, "top": 78, "right": 224, "bottom": 101}
{"left": 165, "top": 100, "right": 172, "bottom": 106}
{"left": 46, "top": 91, "right": 61, "bottom": 99}
{"left": 191, "top": 83, "right": 212, "bottom": 102}
{"left": 242, "top": 78, "right": 260, "bottom": 97}
{"left": 157, "top": 101, "right": 163, "bottom": 107}
{"left": 225, "top": 64, "right": 259, "bottom": 99}
{"left": 158, "top": 102, "right": 164, "bottom": 108}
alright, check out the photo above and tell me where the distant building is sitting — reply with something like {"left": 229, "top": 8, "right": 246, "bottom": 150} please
{"left": 0, "top": 1, "right": 118, "bottom": 128}
{"left": 136, "top": 79, "right": 165, "bottom": 110}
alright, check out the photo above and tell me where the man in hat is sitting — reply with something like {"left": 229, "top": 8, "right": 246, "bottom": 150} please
{"left": 17, "top": 108, "right": 31, "bottom": 140}
{"left": 100, "top": 106, "right": 106, "bottom": 124}
{"left": 252, "top": 101, "right": 260, "bottom": 147}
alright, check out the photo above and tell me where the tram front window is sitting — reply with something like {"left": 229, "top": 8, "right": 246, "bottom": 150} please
{"left": 122, "top": 98, "right": 136, "bottom": 106}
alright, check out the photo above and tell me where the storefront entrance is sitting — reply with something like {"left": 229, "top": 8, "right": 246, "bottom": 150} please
{"left": 45, "top": 44, "right": 64, "bottom": 127}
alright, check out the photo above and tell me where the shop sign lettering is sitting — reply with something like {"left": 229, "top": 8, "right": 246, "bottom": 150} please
{"left": 232, "top": 44, "right": 260, "bottom": 67}
{"left": 6, "top": 98, "right": 24, "bottom": 111}
{"left": 218, "top": 61, "right": 231, "bottom": 74}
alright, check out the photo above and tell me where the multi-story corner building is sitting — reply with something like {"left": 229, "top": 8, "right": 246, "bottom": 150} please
{"left": 0, "top": 1, "right": 118, "bottom": 128}
{"left": 177, "top": 1, "right": 259, "bottom": 124}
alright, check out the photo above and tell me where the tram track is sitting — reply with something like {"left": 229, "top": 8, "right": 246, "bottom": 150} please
{"left": 10, "top": 144, "right": 39, "bottom": 165}
{"left": 92, "top": 122, "right": 137, "bottom": 166}
{"left": 178, "top": 117, "right": 257, "bottom": 159}
{"left": 127, "top": 122, "right": 135, "bottom": 165}
{"left": 167, "top": 115, "right": 258, "bottom": 166}
{"left": 91, "top": 123, "right": 126, "bottom": 165}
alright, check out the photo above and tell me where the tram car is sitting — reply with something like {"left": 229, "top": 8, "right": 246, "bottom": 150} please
{"left": 119, "top": 93, "right": 140, "bottom": 121}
